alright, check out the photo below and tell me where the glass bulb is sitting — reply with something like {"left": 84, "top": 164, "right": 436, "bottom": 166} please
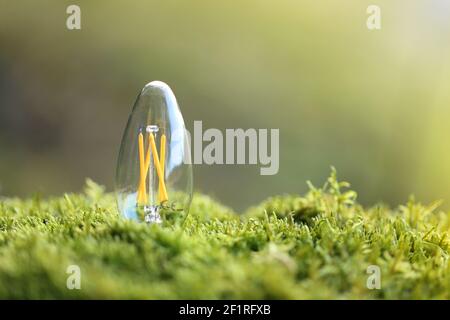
{"left": 116, "top": 81, "right": 193, "bottom": 224}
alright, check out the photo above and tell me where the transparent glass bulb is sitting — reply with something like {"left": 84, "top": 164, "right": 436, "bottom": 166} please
{"left": 116, "top": 81, "right": 193, "bottom": 224}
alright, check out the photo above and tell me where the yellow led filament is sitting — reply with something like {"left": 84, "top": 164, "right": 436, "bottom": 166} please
{"left": 137, "top": 131, "right": 168, "bottom": 205}
{"left": 137, "top": 132, "right": 147, "bottom": 204}
{"left": 159, "top": 134, "right": 166, "bottom": 202}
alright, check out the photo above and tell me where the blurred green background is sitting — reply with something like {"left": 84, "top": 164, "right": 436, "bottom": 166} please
{"left": 1, "top": 0, "right": 450, "bottom": 211}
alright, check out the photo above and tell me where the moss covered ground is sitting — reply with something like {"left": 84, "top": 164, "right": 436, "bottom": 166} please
{"left": 0, "top": 170, "right": 448, "bottom": 299}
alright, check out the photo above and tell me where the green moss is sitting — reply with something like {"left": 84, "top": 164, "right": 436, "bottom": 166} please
{"left": 0, "top": 169, "right": 449, "bottom": 299}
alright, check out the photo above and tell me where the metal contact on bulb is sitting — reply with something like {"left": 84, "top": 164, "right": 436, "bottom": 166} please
{"left": 146, "top": 125, "right": 159, "bottom": 133}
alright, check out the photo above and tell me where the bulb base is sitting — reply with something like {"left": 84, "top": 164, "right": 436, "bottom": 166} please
{"left": 144, "top": 205, "right": 163, "bottom": 224}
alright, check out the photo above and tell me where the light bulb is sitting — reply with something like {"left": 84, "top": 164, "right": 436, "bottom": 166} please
{"left": 116, "top": 81, "right": 193, "bottom": 224}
